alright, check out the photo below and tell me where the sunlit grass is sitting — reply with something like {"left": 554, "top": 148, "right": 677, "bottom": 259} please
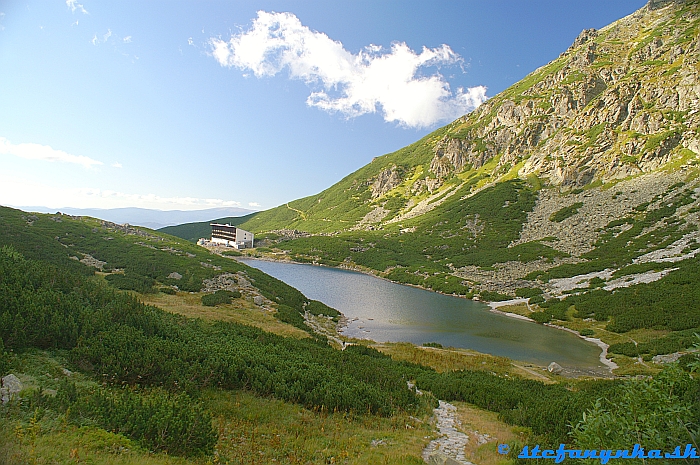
{"left": 0, "top": 425, "right": 194, "bottom": 465}
{"left": 372, "top": 342, "right": 512, "bottom": 374}
{"left": 205, "top": 389, "right": 432, "bottom": 465}
{"left": 139, "top": 292, "right": 309, "bottom": 339}
{"left": 453, "top": 402, "right": 529, "bottom": 465}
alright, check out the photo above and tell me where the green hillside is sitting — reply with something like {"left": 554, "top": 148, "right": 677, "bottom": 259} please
{"left": 6, "top": 205, "right": 695, "bottom": 464}
{"left": 158, "top": 212, "right": 256, "bottom": 242}
{"left": 3, "top": 2, "right": 700, "bottom": 462}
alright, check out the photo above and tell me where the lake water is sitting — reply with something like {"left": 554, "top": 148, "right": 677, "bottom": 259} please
{"left": 239, "top": 259, "right": 603, "bottom": 368}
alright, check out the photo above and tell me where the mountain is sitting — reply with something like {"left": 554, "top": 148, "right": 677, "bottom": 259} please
{"left": 16, "top": 206, "right": 256, "bottom": 229}
{"left": 165, "top": 0, "right": 700, "bottom": 365}
{"left": 233, "top": 0, "right": 699, "bottom": 234}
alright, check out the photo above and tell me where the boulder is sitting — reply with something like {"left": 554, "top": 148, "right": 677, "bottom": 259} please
{"left": 1, "top": 374, "right": 22, "bottom": 403}
{"left": 548, "top": 362, "right": 563, "bottom": 374}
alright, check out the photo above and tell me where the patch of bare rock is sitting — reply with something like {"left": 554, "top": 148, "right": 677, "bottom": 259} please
{"left": 202, "top": 272, "right": 275, "bottom": 309}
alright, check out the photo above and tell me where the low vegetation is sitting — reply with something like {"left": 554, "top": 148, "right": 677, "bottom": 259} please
{"left": 4, "top": 206, "right": 698, "bottom": 463}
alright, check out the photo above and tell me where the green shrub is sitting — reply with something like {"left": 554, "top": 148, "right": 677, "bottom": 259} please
{"left": 0, "top": 338, "right": 10, "bottom": 376}
{"left": 105, "top": 272, "right": 156, "bottom": 294}
{"left": 78, "top": 387, "right": 217, "bottom": 457}
{"left": 201, "top": 289, "right": 241, "bottom": 306}
{"left": 530, "top": 311, "right": 553, "bottom": 323}
{"left": 159, "top": 287, "right": 176, "bottom": 295}
{"left": 306, "top": 300, "right": 340, "bottom": 318}
{"left": 515, "top": 287, "right": 543, "bottom": 298}
{"left": 579, "top": 328, "right": 595, "bottom": 337}
{"left": 608, "top": 342, "right": 639, "bottom": 357}
{"left": 275, "top": 304, "right": 309, "bottom": 331}
{"left": 479, "top": 290, "right": 512, "bottom": 302}
{"left": 549, "top": 202, "right": 583, "bottom": 222}
{"left": 423, "top": 342, "right": 444, "bottom": 349}
{"left": 678, "top": 353, "right": 700, "bottom": 371}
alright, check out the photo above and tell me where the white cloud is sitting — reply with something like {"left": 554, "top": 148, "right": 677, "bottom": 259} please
{"left": 0, "top": 137, "right": 102, "bottom": 168}
{"left": 188, "top": 37, "right": 194, "bottom": 46}
{"left": 209, "top": 11, "right": 487, "bottom": 128}
{"left": 90, "top": 29, "right": 132, "bottom": 49}
{"left": 66, "top": 0, "right": 88, "bottom": 15}
{"left": 0, "top": 175, "right": 246, "bottom": 211}
{"left": 111, "top": 162, "right": 122, "bottom": 168}
{"left": 248, "top": 202, "right": 261, "bottom": 208}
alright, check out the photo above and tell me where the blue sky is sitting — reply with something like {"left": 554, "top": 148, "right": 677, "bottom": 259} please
{"left": 0, "top": 0, "right": 646, "bottom": 212}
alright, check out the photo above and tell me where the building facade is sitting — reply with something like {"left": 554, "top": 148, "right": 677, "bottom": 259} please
{"left": 210, "top": 223, "right": 254, "bottom": 249}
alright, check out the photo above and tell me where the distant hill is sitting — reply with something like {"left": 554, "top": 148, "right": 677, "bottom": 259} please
{"left": 159, "top": 213, "right": 258, "bottom": 242}
{"left": 16, "top": 206, "right": 256, "bottom": 230}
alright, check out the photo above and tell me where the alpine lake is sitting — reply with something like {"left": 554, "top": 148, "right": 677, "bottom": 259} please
{"left": 239, "top": 258, "right": 604, "bottom": 369}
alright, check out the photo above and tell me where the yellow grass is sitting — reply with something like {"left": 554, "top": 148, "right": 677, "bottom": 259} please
{"left": 1, "top": 427, "right": 195, "bottom": 465}
{"left": 496, "top": 303, "right": 532, "bottom": 317}
{"left": 453, "top": 402, "right": 529, "bottom": 465}
{"left": 139, "top": 292, "right": 309, "bottom": 339}
{"left": 373, "top": 342, "right": 511, "bottom": 375}
{"left": 205, "top": 389, "right": 432, "bottom": 465}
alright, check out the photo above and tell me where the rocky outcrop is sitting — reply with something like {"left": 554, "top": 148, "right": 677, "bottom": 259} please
{"left": 548, "top": 362, "right": 564, "bottom": 374}
{"left": 80, "top": 253, "right": 107, "bottom": 270}
{"left": 419, "top": 0, "right": 699, "bottom": 188}
{"left": 430, "top": 137, "right": 495, "bottom": 179}
{"left": 203, "top": 272, "right": 275, "bottom": 309}
{"left": 371, "top": 166, "right": 403, "bottom": 198}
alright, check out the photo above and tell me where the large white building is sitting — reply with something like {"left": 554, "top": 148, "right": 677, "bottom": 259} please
{"left": 210, "top": 223, "right": 254, "bottom": 249}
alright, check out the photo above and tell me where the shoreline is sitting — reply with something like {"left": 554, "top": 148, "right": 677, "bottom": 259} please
{"left": 235, "top": 253, "right": 481, "bottom": 301}
{"left": 485, "top": 298, "right": 617, "bottom": 372}
{"left": 545, "top": 323, "right": 619, "bottom": 371}
{"left": 486, "top": 298, "right": 534, "bottom": 321}
{"left": 234, "top": 253, "right": 617, "bottom": 374}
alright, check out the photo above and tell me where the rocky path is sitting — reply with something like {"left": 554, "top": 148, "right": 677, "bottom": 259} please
{"left": 422, "top": 400, "right": 474, "bottom": 465}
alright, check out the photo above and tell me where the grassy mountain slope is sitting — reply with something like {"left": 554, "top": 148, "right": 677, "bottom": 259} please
{"left": 164, "top": 0, "right": 700, "bottom": 364}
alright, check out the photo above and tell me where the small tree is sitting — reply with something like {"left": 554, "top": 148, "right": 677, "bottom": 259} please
{"left": 572, "top": 363, "right": 699, "bottom": 453}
